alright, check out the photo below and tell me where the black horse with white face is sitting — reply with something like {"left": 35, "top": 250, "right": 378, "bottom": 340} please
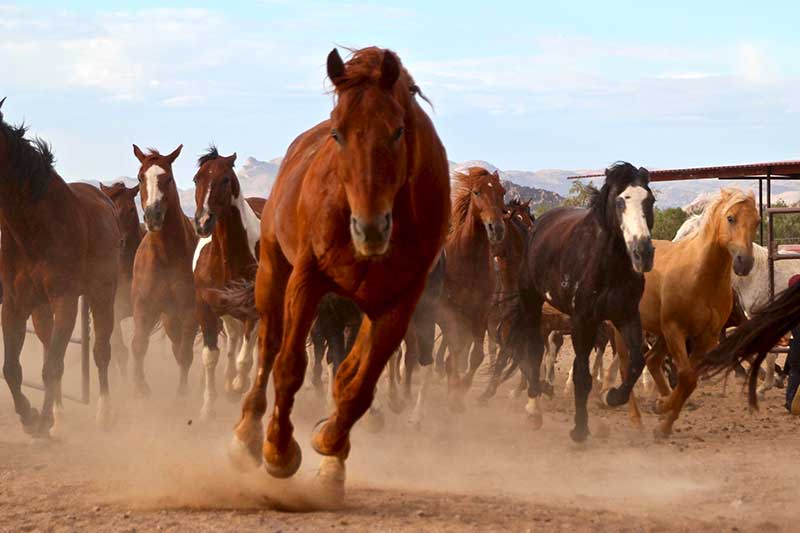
{"left": 505, "top": 161, "right": 655, "bottom": 442}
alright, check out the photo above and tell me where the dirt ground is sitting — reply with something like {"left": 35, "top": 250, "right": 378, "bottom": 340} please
{"left": 2, "top": 327, "right": 800, "bottom": 533}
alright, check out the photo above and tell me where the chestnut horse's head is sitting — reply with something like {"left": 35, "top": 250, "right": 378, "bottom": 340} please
{"left": 192, "top": 146, "right": 238, "bottom": 237}
{"left": 326, "top": 47, "right": 421, "bottom": 257}
{"left": 707, "top": 188, "right": 759, "bottom": 276}
{"left": 100, "top": 181, "right": 141, "bottom": 236}
{"left": 504, "top": 198, "right": 535, "bottom": 230}
{"left": 133, "top": 144, "right": 182, "bottom": 232}
{"left": 452, "top": 167, "right": 507, "bottom": 243}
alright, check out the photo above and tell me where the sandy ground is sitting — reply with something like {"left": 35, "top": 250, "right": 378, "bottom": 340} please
{"left": 2, "top": 326, "right": 800, "bottom": 532}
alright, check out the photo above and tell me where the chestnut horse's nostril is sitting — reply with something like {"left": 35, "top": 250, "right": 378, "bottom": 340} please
{"left": 350, "top": 212, "right": 392, "bottom": 255}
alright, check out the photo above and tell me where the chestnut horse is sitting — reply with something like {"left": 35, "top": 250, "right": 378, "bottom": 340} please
{"left": 437, "top": 167, "right": 506, "bottom": 411}
{"left": 130, "top": 145, "right": 198, "bottom": 397}
{"left": 192, "top": 146, "right": 265, "bottom": 420}
{"left": 0, "top": 98, "right": 121, "bottom": 435}
{"left": 100, "top": 181, "right": 145, "bottom": 377}
{"left": 504, "top": 162, "right": 655, "bottom": 442}
{"left": 615, "top": 188, "right": 758, "bottom": 437}
{"left": 220, "top": 47, "right": 449, "bottom": 502}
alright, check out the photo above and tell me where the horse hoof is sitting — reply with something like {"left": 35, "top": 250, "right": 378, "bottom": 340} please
{"left": 527, "top": 411, "right": 543, "bottom": 430}
{"left": 569, "top": 427, "right": 589, "bottom": 443}
{"left": 228, "top": 426, "right": 263, "bottom": 472}
{"left": 22, "top": 409, "right": 46, "bottom": 438}
{"left": 387, "top": 397, "right": 406, "bottom": 414}
{"left": 364, "top": 408, "right": 385, "bottom": 434}
{"left": 540, "top": 382, "right": 554, "bottom": 398}
{"left": 654, "top": 398, "right": 670, "bottom": 415}
{"left": 263, "top": 438, "right": 302, "bottom": 479}
{"left": 232, "top": 375, "right": 250, "bottom": 395}
{"left": 652, "top": 426, "right": 671, "bottom": 440}
{"left": 602, "top": 388, "right": 626, "bottom": 408}
{"left": 133, "top": 381, "right": 151, "bottom": 398}
{"left": 316, "top": 456, "right": 346, "bottom": 507}
{"left": 95, "top": 396, "right": 113, "bottom": 431}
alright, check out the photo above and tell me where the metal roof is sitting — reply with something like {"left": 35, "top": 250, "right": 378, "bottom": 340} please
{"left": 568, "top": 160, "right": 800, "bottom": 182}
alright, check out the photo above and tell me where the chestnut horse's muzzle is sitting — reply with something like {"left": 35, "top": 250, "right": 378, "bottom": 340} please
{"left": 194, "top": 209, "right": 216, "bottom": 237}
{"left": 143, "top": 202, "right": 166, "bottom": 232}
{"left": 629, "top": 236, "right": 654, "bottom": 273}
{"left": 484, "top": 219, "right": 506, "bottom": 244}
{"left": 733, "top": 253, "right": 755, "bottom": 276}
{"left": 351, "top": 212, "right": 392, "bottom": 257}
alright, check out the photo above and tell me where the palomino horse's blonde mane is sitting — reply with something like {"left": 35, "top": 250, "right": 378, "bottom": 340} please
{"left": 681, "top": 188, "right": 755, "bottom": 240}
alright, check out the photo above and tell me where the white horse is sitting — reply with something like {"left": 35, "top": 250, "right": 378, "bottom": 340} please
{"left": 673, "top": 211, "right": 800, "bottom": 397}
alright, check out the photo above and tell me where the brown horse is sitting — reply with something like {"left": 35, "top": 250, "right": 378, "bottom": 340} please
{"left": 0, "top": 98, "right": 121, "bottom": 435}
{"left": 99, "top": 181, "right": 145, "bottom": 377}
{"left": 615, "top": 188, "right": 759, "bottom": 437}
{"left": 129, "top": 144, "right": 198, "bottom": 397}
{"left": 437, "top": 167, "right": 506, "bottom": 411}
{"left": 192, "top": 146, "right": 265, "bottom": 420}
{"left": 219, "top": 47, "right": 449, "bottom": 502}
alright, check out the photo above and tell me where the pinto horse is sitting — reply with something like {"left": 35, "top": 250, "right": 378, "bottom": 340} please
{"left": 129, "top": 145, "right": 198, "bottom": 397}
{"left": 0, "top": 98, "right": 121, "bottom": 435}
{"left": 616, "top": 188, "right": 758, "bottom": 437}
{"left": 100, "top": 181, "right": 145, "bottom": 377}
{"left": 220, "top": 47, "right": 449, "bottom": 501}
{"left": 437, "top": 167, "right": 506, "bottom": 411}
{"left": 504, "top": 162, "right": 655, "bottom": 442}
{"left": 192, "top": 146, "right": 265, "bottom": 419}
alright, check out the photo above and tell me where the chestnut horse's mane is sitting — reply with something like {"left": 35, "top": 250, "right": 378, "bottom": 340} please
{"left": 451, "top": 168, "right": 494, "bottom": 232}
{"left": 329, "top": 47, "right": 432, "bottom": 107}
{"left": 0, "top": 115, "right": 55, "bottom": 199}
{"left": 197, "top": 144, "right": 231, "bottom": 168}
{"left": 681, "top": 188, "right": 754, "bottom": 241}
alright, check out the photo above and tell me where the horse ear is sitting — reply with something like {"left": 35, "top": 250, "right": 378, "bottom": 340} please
{"left": 327, "top": 48, "right": 346, "bottom": 87}
{"left": 0, "top": 97, "right": 6, "bottom": 110}
{"left": 380, "top": 50, "right": 400, "bottom": 90}
{"left": 99, "top": 183, "right": 110, "bottom": 193}
{"left": 133, "top": 144, "right": 147, "bottom": 164}
{"left": 166, "top": 144, "right": 183, "bottom": 164}
{"left": 638, "top": 167, "right": 650, "bottom": 185}
{"left": 224, "top": 152, "right": 237, "bottom": 166}
{"left": 130, "top": 184, "right": 140, "bottom": 196}
{"left": 492, "top": 170, "right": 500, "bottom": 180}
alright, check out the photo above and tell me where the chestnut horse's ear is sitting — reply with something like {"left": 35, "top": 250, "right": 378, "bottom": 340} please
{"left": 133, "top": 144, "right": 147, "bottom": 164}
{"left": 166, "top": 144, "right": 183, "bottom": 164}
{"left": 99, "top": 183, "right": 110, "bottom": 194}
{"left": 492, "top": 170, "right": 500, "bottom": 180}
{"left": 130, "top": 184, "right": 141, "bottom": 196}
{"left": 224, "top": 152, "right": 237, "bottom": 166}
{"left": 327, "top": 48, "right": 346, "bottom": 87}
{"left": 380, "top": 50, "right": 400, "bottom": 90}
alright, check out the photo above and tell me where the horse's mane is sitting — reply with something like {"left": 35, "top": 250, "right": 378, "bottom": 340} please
{"left": 588, "top": 161, "right": 649, "bottom": 229}
{"left": 329, "top": 47, "right": 431, "bottom": 106}
{"left": 197, "top": 144, "right": 224, "bottom": 167}
{"left": 0, "top": 115, "right": 55, "bottom": 199}
{"left": 451, "top": 167, "right": 494, "bottom": 232}
{"left": 682, "top": 188, "right": 754, "bottom": 240}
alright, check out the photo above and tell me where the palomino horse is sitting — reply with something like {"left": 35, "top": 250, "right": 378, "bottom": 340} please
{"left": 99, "top": 182, "right": 145, "bottom": 377}
{"left": 130, "top": 145, "right": 199, "bottom": 397}
{"left": 437, "top": 167, "right": 506, "bottom": 411}
{"left": 221, "top": 47, "right": 449, "bottom": 501}
{"left": 504, "top": 162, "right": 655, "bottom": 442}
{"left": 0, "top": 98, "right": 121, "bottom": 435}
{"left": 192, "top": 146, "right": 265, "bottom": 420}
{"left": 616, "top": 189, "right": 758, "bottom": 437}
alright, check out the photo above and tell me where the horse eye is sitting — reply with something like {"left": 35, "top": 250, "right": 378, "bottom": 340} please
{"left": 393, "top": 127, "right": 405, "bottom": 141}
{"left": 223, "top": 176, "right": 231, "bottom": 184}
{"left": 331, "top": 128, "right": 341, "bottom": 143}
{"left": 727, "top": 215, "right": 735, "bottom": 224}
{"left": 473, "top": 190, "right": 480, "bottom": 197}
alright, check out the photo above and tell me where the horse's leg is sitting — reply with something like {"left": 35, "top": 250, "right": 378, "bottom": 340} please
{"left": 608, "top": 326, "right": 642, "bottom": 429}
{"left": 130, "top": 299, "right": 160, "bottom": 397}
{"left": 645, "top": 337, "right": 672, "bottom": 399}
{"left": 176, "top": 295, "right": 199, "bottom": 397}
{"left": 433, "top": 333, "right": 447, "bottom": 379}
{"left": 602, "top": 352, "right": 619, "bottom": 391}
{"left": 232, "top": 318, "right": 258, "bottom": 395}
{"left": 464, "top": 320, "right": 487, "bottom": 390}
{"left": 310, "top": 322, "right": 326, "bottom": 398}
{"left": 604, "top": 317, "right": 646, "bottom": 408}
{"left": 514, "top": 297, "right": 546, "bottom": 428}
{"left": 30, "top": 305, "right": 57, "bottom": 429}
{"left": 569, "top": 320, "right": 599, "bottom": 442}
{"left": 402, "top": 327, "right": 418, "bottom": 403}
{"left": 654, "top": 323, "right": 697, "bottom": 438}
{"left": 110, "top": 317, "right": 129, "bottom": 378}
{"left": 221, "top": 315, "right": 243, "bottom": 399}
{"left": 261, "top": 260, "right": 325, "bottom": 479}
{"left": 3, "top": 293, "right": 39, "bottom": 433}
{"left": 545, "top": 331, "right": 560, "bottom": 389}
{"left": 386, "top": 347, "right": 405, "bottom": 414}
{"left": 408, "top": 312, "right": 435, "bottom": 427}
{"left": 197, "top": 302, "right": 220, "bottom": 421}
{"left": 311, "top": 283, "right": 423, "bottom": 502}
{"left": 38, "top": 294, "right": 79, "bottom": 436}
{"left": 591, "top": 337, "right": 606, "bottom": 394}
{"left": 88, "top": 286, "right": 116, "bottom": 429}
{"left": 441, "top": 311, "right": 468, "bottom": 412}
{"left": 758, "top": 352, "right": 777, "bottom": 399}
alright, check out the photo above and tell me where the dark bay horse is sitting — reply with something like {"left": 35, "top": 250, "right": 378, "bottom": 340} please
{"left": 100, "top": 181, "right": 145, "bottom": 377}
{"left": 221, "top": 47, "right": 450, "bottom": 502}
{"left": 437, "top": 167, "right": 506, "bottom": 411}
{"left": 192, "top": 146, "right": 265, "bottom": 420}
{"left": 129, "top": 145, "right": 198, "bottom": 397}
{"left": 0, "top": 98, "right": 121, "bottom": 435}
{"left": 504, "top": 162, "right": 655, "bottom": 442}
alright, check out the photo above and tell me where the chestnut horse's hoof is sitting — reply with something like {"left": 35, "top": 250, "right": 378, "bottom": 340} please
{"left": 228, "top": 423, "right": 263, "bottom": 472}
{"left": 602, "top": 387, "right": 627, "bottom": 408}
{"left": 652, "top": 425, "right": 672, "bottom": 440}
{"left": 311, "top": 418, "right": 351, "bottom": 459}
{"left": 231, "top": 375, "right": 251, "bottom": 396}
{"left": 263, "top": 438, "right": 302, "bottom": 479}
{"left": 316, "top": 456, "right": 346, "bottom": 508}
{"left": 570, "top": 426, "right": 590, "bottom": 443}
{"left": 364, "top": 407, "right": 385, "bottom": 433}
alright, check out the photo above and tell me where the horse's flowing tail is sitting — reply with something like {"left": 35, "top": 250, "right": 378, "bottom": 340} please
{"left": 697, "top": 281, "right": 800, "bottom": 409}
{"left": 498, "top": 289, "right": 535, "bottom": 378}
{"left": 207, "top": 279, "right": 258, "bottom": 322}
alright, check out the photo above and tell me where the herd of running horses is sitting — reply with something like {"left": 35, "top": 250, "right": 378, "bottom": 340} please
{"left": 2, "top": 46, "right": 799, "bottom": 503}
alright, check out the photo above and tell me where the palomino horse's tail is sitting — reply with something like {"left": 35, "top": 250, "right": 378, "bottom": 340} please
{"left": 207, "top": 279, "right": 258, "bottom": 322}
{"left": 697, "top": 281, "right": 800, "bottom": 409}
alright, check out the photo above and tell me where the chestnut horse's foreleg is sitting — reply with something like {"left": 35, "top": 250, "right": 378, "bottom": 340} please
{"left": 407, "top": 310, "right": 436, "bottom": 427}
{"left": 88, "top": 286, "right": 116, "bottom": 429}
{"left": 611, "top": 328, "right": 643, "bottom": 430}
{"left": 39, "top": 294, "right": 79, "bottom": 437}
{"left": 262, "top": 261, "right": 326, "bottom": 479}
{"left": 110, "top": 319, "right": 129, "bottom": 378}
{"left": 645, "top": 337, "right": 672, "bottom": 398}
{"left": 130, "top": 300, "right": 160, "bottom": 397}
{"left": 604, "top": 317, "right": 646, "bottom": 409}
{"left": 463, "top": 320, "right": 487, "bottom": 391}
{"left": 220, "top": 315, "right": 243, "bottom": 399}
{"left": 311, "top": 283, "right": 424, "bottom": 501}
{"left": 197, "top": 301, "right": 221, "bottom": 420}
{"left": 569, "top": 320, "right": 599, "bottom": 442}
{"left": 232, "top": 318, "right": 258, "bottom": 395}
{"left": 2, "top": 293, "right": 39, "bottom": 433}
{"left": 402, "top": 324, "right": 419, "bottom": 403}
{"left": 515, "top": 298, "right": 546, "bottom": 429}
{"left": 310, "top": 321, "right": 326, "bottom": 398}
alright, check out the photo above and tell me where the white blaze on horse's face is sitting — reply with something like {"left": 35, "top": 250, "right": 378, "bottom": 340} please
{"left": 618, "top": 185, "right": 654, "bottom": 273}
{"left": 144, "top": 165, "right": 166, "bottom": 207}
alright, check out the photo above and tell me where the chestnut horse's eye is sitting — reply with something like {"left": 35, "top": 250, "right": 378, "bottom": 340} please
{"left": 331, "top": 128, "right": 341, "bottom": 144}
{"left": 727, "top": 215, "right": 736, "bottom": 224}
{"left": 473, "top": 190, "right": 480, "bottom": 197}
{"left": 392, "top": 126, "right": 405, "bottom": 141}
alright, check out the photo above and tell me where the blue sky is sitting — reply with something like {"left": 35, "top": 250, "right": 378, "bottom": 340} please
{"left": 1, "top": 1, "right": 799, "bottom": 187}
